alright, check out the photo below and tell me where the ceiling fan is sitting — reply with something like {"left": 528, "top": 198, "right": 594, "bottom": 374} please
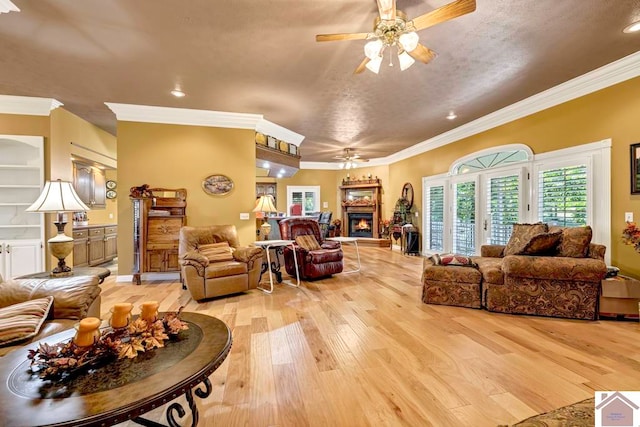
{"left": 334, "top": 148, "right": 370, "bottom": 169}
{"left": 316, "top": 0, "right": 476, "bottom": 74}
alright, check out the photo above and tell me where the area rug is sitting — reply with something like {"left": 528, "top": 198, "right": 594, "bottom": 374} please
{"left": 498, "top": 398, "right": 594, "bottom": 427}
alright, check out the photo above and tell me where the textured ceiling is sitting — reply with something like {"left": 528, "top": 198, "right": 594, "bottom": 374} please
{"left": 1, "top": 0, "right": 639, "bottom": 162}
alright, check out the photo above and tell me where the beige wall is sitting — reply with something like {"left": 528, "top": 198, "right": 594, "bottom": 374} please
{"left": 117, "top": 122, "right": 256, "bottom": 275}
{"left": 276, "top": 169, "right": 340, "bottom": 215}
{"left": 390, "top": 75, "right": 640, "bottom": 277}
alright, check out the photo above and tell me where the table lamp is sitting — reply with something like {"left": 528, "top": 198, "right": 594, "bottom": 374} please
{"left": 253, "top": 195, "right": 277, "bottom": 240}
{"left": 26, "top": 179, "right": 90, "bottom": 276}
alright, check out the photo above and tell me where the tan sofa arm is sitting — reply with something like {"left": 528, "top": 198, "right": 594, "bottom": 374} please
{"left": 481, "top": 245, "right": 505, "bottom": 258}
{"left": 233, "top": 247, "right": 263, "bottom": 269}
{"left": 180, "top": 250, "right": 209, "bottom": 276}
{"left": 587, "top": 243, "right": 606, "bottom": 260}
{"left": 503, "top": 255, "right": 606, "bottom": 282}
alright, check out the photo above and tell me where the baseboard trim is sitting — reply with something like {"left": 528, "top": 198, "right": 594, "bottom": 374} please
{"left": 116, "top": 272, "right": 180, "bottom": 283}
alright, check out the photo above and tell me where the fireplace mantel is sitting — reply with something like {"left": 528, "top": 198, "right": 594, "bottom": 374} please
{"left": 340, "top": 179, "right": 382, "bottom": 238}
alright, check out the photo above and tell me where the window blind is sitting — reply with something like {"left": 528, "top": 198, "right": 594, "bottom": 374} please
{"left": 538, "top": 165, "right": 587, "bottom": 227}
{"left": 427, "top": 185, "right": 444, "bottom": 251}
{"left": 453, "top": 181, "right": 475, "bottom": 255}
{"left": 487, "top": 174, "right": 519, "bottom": 245}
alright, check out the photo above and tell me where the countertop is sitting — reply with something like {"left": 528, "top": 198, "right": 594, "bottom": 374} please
{"left": 72, "top": 223, "right": 117, "bottom": 230}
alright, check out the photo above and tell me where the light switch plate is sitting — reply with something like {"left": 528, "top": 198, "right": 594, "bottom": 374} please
{"left": 625, "top": 212, "right": 633, "bottom": 222}
{"left": 240, "top": 213, "right": 250, "bottom": 220}
{"left": 323, "top": 202, "right": 328, "bottom": 208}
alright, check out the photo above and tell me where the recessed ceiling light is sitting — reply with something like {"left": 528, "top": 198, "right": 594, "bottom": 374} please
{"left": 277, "top": 173, "right": 283, "bottom": 178}
{"left": 279, "top": 168, "right": 285, "bottom": 174}
{"left": 446, "top": 111, "right": 457, "bottom": 120}
{"left": 171, "top": 89, "right": 185, "bottom": 97}
{"left": 262, "top": 161, "right": 270, "bottom": 168}
{"left": 623, "top": 20, "right": 640, "bottom": 33}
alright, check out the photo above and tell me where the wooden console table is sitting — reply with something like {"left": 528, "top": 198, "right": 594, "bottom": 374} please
{"left": 0, "top": 312, "right": 230, "bottom": 426}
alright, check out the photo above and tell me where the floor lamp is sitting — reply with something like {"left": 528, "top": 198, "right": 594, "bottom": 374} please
{"left": 253, "top": 195, "right": 277, "bottom": 240}
{"left": 26, "top": 179, "right": 90, "bottom": 276}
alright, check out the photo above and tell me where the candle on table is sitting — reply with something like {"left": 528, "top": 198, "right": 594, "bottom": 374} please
{"left": 110, "top": 302, "right": 133, "bottom": 328}
{"left": 74, "top": 317, "right": 101, "bottom": 347}
{"left": 140, "top": 301, "right": 159, "bottom": 323}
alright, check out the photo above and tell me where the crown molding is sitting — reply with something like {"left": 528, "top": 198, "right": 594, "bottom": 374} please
{"left": 105, "top": 103, "right": 263, "bottom": 129}
{"left": 0, "top": 95, "right": 62, "bottom": 116}
{"left": 383, "top": 50, "right": 640, "bottom": 165}
{"left": 105, "top": 103, "right": 306, "bottom": 144}
{"left": 0, "top": 0, "right": 19, "bottom": 14}
{"left": 256, "top": 119, "right": 305, "bottom": 146}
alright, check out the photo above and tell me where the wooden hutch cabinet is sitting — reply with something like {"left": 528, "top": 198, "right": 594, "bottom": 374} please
{"left": 131, "top": 188, "right": 186, "bottom": 285}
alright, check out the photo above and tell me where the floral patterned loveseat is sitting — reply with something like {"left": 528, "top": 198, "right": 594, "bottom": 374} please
{"left": 422, "top": 224, "right": 607, "bottom": 320}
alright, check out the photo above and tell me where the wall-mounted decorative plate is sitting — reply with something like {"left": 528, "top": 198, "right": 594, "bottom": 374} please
{"left": 202, "top": 174, "right": 234, "bottom": 196}
{"left": 106, "top": 180, "right": 117, "bottom": 190}
{"left": 106, "top": 190, "right": 117, "bottom": 199}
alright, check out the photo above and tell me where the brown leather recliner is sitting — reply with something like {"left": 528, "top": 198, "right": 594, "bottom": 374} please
{"left": 279, "top": 217, "right": 343, "bottom": 280}
{"left": 179, "top": 225, "right": 263, "bottom": 301}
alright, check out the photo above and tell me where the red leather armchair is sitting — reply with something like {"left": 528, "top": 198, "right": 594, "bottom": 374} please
{"left": 279, "top": 217, "right": 343, "bottom": 280}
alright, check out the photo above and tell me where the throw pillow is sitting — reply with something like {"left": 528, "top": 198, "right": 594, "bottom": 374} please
{"left": 199, "top": 242, "right": 234, "bottom": 262}
{"left": 295, "top": 234, "right": 321, "bottom": 251}
{"left": 503, "top": 222, "right": 548, "bottom": 256}
{"left": 556, "top": 226, "right": 593, "bottom": 258}
{"left": 0, "top": 296, "right": 53, "bottom": 347}
{"left": 520, "top": 230, "right": 562, "bottom": 255}
{"left": 430, "top": 253, "right": 477, "bottom": 267}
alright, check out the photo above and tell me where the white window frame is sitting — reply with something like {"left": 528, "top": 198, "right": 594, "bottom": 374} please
{"left": 286, "top": 185, "right": 320, "bottom": 216}
{"left": 423, "top": 177, "right": 449, "bottom": 254}
{"left": 421, "top": 140, "right": 611, "bottom": 264}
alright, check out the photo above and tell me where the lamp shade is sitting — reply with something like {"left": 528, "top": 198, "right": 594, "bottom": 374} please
{"left": 26, "top": 179, "right": 90, "bottom": 213}
{"left": 365, "top": 56, "right": 383, "bottom": 74}
{"left": 398, "top": 51, "right": 415, "bottom": 71}
{"left": 252, "top": 195, "right": 277, "bottom": 213}
{"left": 399, "top": 32, "right": 419, "bottom": 52}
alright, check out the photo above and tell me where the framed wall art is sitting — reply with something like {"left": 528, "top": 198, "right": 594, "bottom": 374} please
{"left": 631, "top": 143, "right": 640, "bottom": 194}
{"left": 267, "top": 136, "right": 277, "bottom": 149}
{"left": 202, "top": 174, "right": 234, "bottom": 196}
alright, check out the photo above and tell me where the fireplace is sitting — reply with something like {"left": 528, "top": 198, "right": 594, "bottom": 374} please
{"left": 348, "top": 213, "right": 373, "bottom": 238}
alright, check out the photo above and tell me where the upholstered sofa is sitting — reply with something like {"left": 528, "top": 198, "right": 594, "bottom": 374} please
{"left": 422, "top": 224, "right": 607, "bottom": 320}
{"left": 179, "top": 225, "right": 263, "bottom": 300}
{"left": 0, "top": 274, "right": 101, "bottom": 356}
{"left": 279, "top": 217, "right": 343, "bottom": 280}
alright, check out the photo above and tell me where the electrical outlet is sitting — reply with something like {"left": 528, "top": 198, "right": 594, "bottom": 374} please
{"left": 625, "top": 212, "right": 634, "bottom": 222}
{"left": 240, "top": 213, "right": 250, "bottom": 220}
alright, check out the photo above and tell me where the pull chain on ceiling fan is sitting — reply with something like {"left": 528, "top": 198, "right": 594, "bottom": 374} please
{"left": 333, "top": 148, "right": 370, "bottom": 169}
{"left": 316, "top": 0, "right": 476, "bottom": 74}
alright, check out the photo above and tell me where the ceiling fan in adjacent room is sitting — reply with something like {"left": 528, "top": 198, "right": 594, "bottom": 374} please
{"left": 334, "top": 148, "right": 370, "bottom": 169}
{"left": 316, "top": 0, "right": 476, "bottom": 74}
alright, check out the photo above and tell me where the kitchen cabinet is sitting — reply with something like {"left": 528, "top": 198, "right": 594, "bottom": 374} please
{"left": 73, "top": 224, "right": 117, "bottom": 267}
{"left": 73, "top": 161, "right": 106, "bottom": 209}
{"left": 0, "top": 135, "right": 45, "bottom": 278}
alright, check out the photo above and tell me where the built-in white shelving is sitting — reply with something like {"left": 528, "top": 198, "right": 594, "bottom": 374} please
{"left": 0, "top": 135, "right": 44, "bottom": 277}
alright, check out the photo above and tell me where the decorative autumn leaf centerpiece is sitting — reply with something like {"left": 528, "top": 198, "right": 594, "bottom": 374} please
{"left": 28, "top": 307, "right": 189, "bottom": 381}
{"left": 622, "top": 221, "right": 640, "bottom": 252}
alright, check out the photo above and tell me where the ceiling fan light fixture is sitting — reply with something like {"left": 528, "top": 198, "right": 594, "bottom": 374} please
{"left": 365, "top": 56, "right": 383, "bottom": 74}
{"left": 398, "top": 51, "right": 415, "bottom": 71}
{"left": 171, "top": 89, "right": 186, "bottom": 98}
{"left": 446, "top": 111, "right": 457, "bottom": 120}
{"left": 623, "top": 20, "right": 640, "bottom": 33}
{"left": 398, "top": 31, "right": 419, "bottom": 52}
{"left": 364, "top": 39, "right": 384, "bottom": 59}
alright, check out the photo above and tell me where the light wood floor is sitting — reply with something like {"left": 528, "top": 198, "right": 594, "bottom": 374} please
{"left": 101, "top": 246, "right": 640, "bottom": 427}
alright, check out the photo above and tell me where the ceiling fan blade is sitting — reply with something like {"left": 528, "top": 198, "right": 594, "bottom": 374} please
{"left": 411, "top": 0, "right": 476, "bottom": 32}
{"left": 408, "top": 43, "right": 437, "bottom": 64}
{"left": 316, "top": 32, "right": 370, "bottom": 42}
{"left": 377, "top": 0, "right": 396, "bottom": 20}
{"left": 354, "top": 57, "right": 370, "bottom": 74}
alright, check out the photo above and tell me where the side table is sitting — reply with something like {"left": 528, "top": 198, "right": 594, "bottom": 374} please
{"left": 254, "top": 240, "right": 300, "bottom": 294}
{"left": 326, "top": 236, "right": 361, "bottom": 273}
{"left": 17, "top": 267, "right": 111, "bottom": 284}
{"left": 600, "top": 274, "right": 640, "bottom": 319}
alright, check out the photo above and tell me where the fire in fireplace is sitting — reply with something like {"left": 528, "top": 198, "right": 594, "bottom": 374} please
{"left": 348, "top": 213, "right": 373, "bottom": 238}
